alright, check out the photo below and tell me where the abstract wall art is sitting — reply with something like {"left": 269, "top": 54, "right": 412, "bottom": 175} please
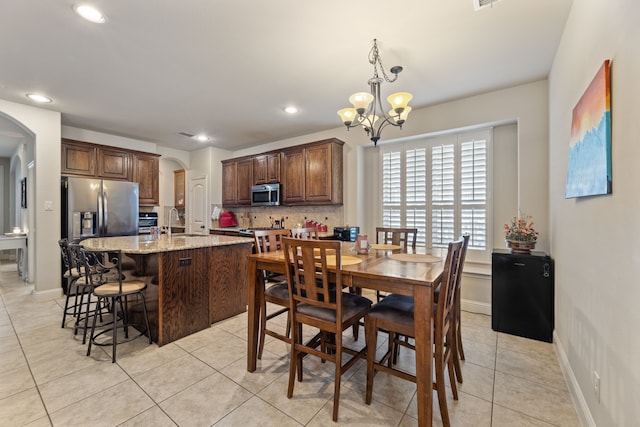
{"left": 565, "top": 59, "right": 612, "bottom": 198}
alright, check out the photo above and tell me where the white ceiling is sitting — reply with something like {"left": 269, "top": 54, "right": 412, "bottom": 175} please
{"left": 0, "top": 0, "right": 573, "bottom": 157}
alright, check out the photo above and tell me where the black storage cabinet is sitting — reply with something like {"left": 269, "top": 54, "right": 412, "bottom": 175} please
{"left": 491, "top": 249, "right": 554, "bottom": 342}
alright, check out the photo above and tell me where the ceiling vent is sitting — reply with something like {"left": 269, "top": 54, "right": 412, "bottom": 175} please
{"left": 177, "top": 131, "right": 195, "bottom": 138}
{"left": 473, "top": 0, "right": 502, "bottom": 11}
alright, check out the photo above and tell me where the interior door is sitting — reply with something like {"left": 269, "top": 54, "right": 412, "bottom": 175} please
{"left": 188, "top": 172, "right": 208, "bottom": 234}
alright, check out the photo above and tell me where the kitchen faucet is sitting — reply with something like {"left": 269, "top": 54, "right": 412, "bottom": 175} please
{"left": 167, "top": 207, "right": 179, "bottom": 239}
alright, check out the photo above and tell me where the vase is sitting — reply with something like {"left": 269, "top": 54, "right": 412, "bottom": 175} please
{"left": 506, "top": 240, "right": 536, "bottom": 254}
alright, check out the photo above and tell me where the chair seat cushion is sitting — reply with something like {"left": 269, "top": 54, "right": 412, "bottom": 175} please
{"left": 297, "top": 293, "right": 372, "bottom": 323}
{"left": 94, "top": 280, "right": 146, "bottom": 296}
{"left": 368, "top": 294, "right": 422, "bottom": 329}
{"left": 264, "top": 282, "right": 289, "bottom": 301}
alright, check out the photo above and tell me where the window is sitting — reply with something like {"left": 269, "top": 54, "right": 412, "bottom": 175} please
{"left": 380, "top": 128, "right": 492, "bottom": 260}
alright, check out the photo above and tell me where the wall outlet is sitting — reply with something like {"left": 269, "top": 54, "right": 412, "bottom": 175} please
{"left": 593, "top": 370, "right": 600, "bottom": 402}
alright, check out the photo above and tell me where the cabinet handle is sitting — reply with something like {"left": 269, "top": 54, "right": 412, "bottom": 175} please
{"left": 513, "top": 262, "right": 526, "bottom": 267}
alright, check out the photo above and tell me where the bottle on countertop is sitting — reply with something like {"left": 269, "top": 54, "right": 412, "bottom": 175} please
{"left": 281, "top": 217, "right": 285, "bottom": 229}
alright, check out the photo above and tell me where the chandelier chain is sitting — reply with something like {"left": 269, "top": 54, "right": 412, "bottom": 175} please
{"left": 369, "top": 39, "right": 398, "bottom": 83}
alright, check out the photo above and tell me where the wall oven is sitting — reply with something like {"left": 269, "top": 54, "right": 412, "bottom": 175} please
{"left": 138, "top": 212, "right": 158, "bottom": 234}
{"left": 251, "top": 183, "right": 281, "bottom": 206}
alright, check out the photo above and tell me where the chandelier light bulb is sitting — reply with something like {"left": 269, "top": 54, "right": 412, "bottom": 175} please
{"left": 387, "top": 92, "right": 413, "bottom": 112}
{"left": 348, "top": 92, "right": 374, "bottom": 113}
{"left": 337, "top": 108, "right": 357, "bottom": 126}
{"left": 389, "top": 106, "right": 412, "bottom": 124}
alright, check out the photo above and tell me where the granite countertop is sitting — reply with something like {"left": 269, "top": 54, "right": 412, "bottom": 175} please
{"left": 81, "top": 234, "right": 254, "bottom": 254}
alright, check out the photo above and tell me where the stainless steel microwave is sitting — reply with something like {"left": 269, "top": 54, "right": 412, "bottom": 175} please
{"left": 251, "top": 183, "right": 281, "bottom": 206}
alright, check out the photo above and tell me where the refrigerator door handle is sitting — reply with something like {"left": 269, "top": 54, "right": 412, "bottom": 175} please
{"left": 97, "top": 189, "right": 104, "bottom": 236}
{"left": 102, "top": 189, "right": 108, "bottom": 235}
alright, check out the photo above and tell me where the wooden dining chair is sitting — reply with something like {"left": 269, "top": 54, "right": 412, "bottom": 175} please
{"left": 448, "top": 234, "right": 469, "bottom": 383}
{"left": 290, "top": 227, "right": 319, "bottom": 239}
{"left": 364, "top": 237, "right": 464, "bottom": 427}
{"left": 374, "top": 227, "right": 418, "bottom": 301}
{"left": 254, "top": 228, "right": 292, "bottom": 359}
{"left": 282, "top": 237, "right": 372, "bottom": 422}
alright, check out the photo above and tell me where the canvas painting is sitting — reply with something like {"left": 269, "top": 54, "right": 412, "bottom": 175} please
{"left": 565, "top": 60, "right": 612, "bottom": 198}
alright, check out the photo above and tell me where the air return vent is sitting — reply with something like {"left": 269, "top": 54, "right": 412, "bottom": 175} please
{"left": 178, "top": 131, "right": 195, "bottom": 138}
{"left": 473, "top": 0, "right": 502, "bottom": 11}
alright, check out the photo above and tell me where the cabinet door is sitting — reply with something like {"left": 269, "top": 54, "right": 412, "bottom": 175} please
{"left": 253, "top": 155, "right": 268, "bottom": 185}
{"left": 266, "top": 153, "right": 281, "bottom": 183}
{"left": 305, "top": 143, "right": 332, "bottom": 202}
{"left": 61, "top": 140, "right": 96, "bottom": 176}
{"left": 174, "top": 169, "right": 186, "bottom": 207}
{"left": 133, "top": 154, "right": 159, "bottom": 205}
{"left": 97, "top": 147, "right": 131, "bottom": 180}
{"left": 222, "top": 162, "right": 237, "bottom": 206}
{"left": 236, "top": 159, "right": 254, "bottom": 205}
{"left": 282, "top": 148, "right": 305, "bottom": 204}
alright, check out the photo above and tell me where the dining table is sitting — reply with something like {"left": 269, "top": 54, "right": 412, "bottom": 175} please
{"left": 246, "top": 243, "right": 445, "bottom": 427}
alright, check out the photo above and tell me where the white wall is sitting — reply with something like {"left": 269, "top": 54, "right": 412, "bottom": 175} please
{"left": 0, "top": 99, "right": 61, "bottom": 299}
{"left": 549, "top": 0, "right": 640, "bottom": 425}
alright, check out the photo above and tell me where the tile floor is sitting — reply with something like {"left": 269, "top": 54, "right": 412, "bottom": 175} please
{"left": 0, "top": 260, "right": 581, "bottom": 426}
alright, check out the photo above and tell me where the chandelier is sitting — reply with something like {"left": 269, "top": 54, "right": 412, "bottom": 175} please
{"left": 337, "top": 39, "right": 413, "bottom": 145}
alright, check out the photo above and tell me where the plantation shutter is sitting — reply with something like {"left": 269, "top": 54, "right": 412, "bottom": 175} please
{"left": 431, "top": 144, "right": 455, "bottom": 246}
{"left": 406, "top": 148, "right": 427, "bottom": 246}
{"left": 382, "top": 151, "right": 402, "bottom": 228}
{"left": 460, "top": 136, "right": 488, "bottom": 249}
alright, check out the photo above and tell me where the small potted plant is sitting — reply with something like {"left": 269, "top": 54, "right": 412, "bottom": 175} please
{"left": 504, "top": 214, "right": 538, "bottom": 254}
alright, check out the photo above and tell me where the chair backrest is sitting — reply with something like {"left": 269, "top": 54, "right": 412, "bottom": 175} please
{"left": 375, "top": 227, "right": 418, "bottom": 251}
{"left": 282, "top": 237, "right": 343, "bottom": 312}
{"left": 455, "top": 234, "right": 470, "bottom": 293}
{"left": 79, "top": 248, "right": 122, "bottom": 291}
{"left": 290, "top": 227, "right": 319, "bottom": 240}
{"left": 253, "top": 228, "right": 291, "bottom": 254}
{"left": 434, "top": 238, "right": 465, "bottom": 335}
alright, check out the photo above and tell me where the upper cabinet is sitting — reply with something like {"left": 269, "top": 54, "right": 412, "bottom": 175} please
{"left": 222, "top": 158, "right": 253, "bottom": 207}
{"left": 221, "top": 138, "right": 343, "bottom": 207}
{"left": 61, "top": 138, "right": 160, "bottom": 206}
{"left": 97, "top": 147, "right": 132, "bottom": 180}
{"left": 133, "top": 153, "right": 160, "bottom": 206}
{"left": 253, "top": 153, "right": 280, "bottom": 185}
{"left": 174, "top": 169, "right": 186, "bottom": 208}
{"left": 283, "top": 138, "right": 343, "bottom": 205}
{"left": 61, "top": 139, "right": 96, "bottom": 177}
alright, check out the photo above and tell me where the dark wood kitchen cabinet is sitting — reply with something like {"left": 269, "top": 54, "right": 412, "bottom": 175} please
{"left": 174, "top": 169, "right": 186, "bottom": 208}
{"left": 222, "top": 158, "right": 253, "bottom": 207}
{"left": 96, "top": 146, "right": 131, "bottom": 180}
{"left": 133, "top": 153, "right": 160, "bottom": 206}
{"left": 61, "top": 139, "right": 96, "bottom": 177}
{"left": 282, "top": 138, "right": 343, "bottom": 205}
{"left": 61, "top": 138, "right": 161, "bottom": 205}
{"left": 253, "top": 153, "right": 280, "bottom": 184}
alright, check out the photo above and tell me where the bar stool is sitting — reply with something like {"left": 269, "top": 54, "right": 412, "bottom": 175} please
{"left": 81, "top": 248, "right": 152, "bottom": 363}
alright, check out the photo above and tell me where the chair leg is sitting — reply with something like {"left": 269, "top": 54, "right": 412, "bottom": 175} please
{"left": 287, "top": 321, "right": 299, "bottom": 399}
{"left": 86, "top": 296, "right": 100, "bottom": 357}
{"left": 140, "top": 292, "right": 152, "bottom": 344}
{"left": 257, "top": 293, "right": 267, "bottom": 360}
{"left": 111, "top": 296, "right": 118, "bottom": 363}
{"left": 435, "top": 349, "right": 451, "bottom": 427}
{"left": 61, "top": 279, "right": 74, "bottom": 328}
{"left": 365, "top": 316, "right": 378, "bottom": 405}
{"left": 332, "top": 331, "right": 342, "bottom": 422}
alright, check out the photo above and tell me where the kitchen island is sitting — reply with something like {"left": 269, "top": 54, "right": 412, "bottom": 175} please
{"left": 81, "top": 234, "right": 254, "bottom": 346}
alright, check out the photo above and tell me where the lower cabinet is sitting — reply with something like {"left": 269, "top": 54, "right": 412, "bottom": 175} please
{"left": 491, "top": 250, "right": 554, "bottom": 342}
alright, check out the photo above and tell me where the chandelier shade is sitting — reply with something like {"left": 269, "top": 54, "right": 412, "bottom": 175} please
{"left": 338, "top": 39, "right": 413, "bottom": 145}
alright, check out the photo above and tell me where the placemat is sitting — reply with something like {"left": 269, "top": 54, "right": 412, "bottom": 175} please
{"left": 388, "top": 253, "right": 441, "bottom": 263}
{"left": 370, "top": 244, "right": 402, "bottom": 250}
{"left": 326, "top": 255, "right": 363, "bottom": 267}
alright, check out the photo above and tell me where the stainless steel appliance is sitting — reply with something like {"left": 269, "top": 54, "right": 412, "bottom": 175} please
{"left": 333, "top": 226, "right": 359, "bottom": 242}
{"left": 251, "top": 183, "right": 281, "bottom": 206}
{"left": 61, "top": 176, "right": 139, "bottom": 242}
{"left": 138, "top": 212, "right": 158, "bottom": 234}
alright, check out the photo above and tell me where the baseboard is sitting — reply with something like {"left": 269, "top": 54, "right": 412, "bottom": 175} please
{"left": 461, "top": 299, "right": 491, "bottom": 315}
{"left": 32, "top": 287, "right": 62, "bottom": 302}
{"left": 554, "top": 330, "right": 595, "bottom": 427}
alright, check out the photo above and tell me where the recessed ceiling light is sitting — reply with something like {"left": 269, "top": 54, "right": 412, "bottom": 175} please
{"left": 284, "top": 106, "right": 299, "bottom": 114}
{"left": 73, "top": 4, "right": 106, "bottom": 23}
{"left": 194, "top": 134, "right": 211, "bottom": 142}
{"left": 26, "top": 93, "right": 52, "bottom": 103}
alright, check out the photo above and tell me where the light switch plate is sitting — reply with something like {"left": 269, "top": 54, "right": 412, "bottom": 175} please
{"left": 44, "top": 201, "right": 53, "bottom": 211}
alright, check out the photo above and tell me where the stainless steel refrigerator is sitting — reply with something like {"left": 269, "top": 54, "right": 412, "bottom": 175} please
{"left": 61, "top": 176, "right": 139, "bottom": 242}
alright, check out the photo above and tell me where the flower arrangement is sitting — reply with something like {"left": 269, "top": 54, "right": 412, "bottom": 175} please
{"left": 504, "top": 215, "right": 538, "bottom": 242}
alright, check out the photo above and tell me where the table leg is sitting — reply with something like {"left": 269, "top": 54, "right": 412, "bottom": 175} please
{"left": 247, "top": 259, "right": 262, "bottom": 372}
{"left": 414, "top": 285, "right": 434, "bottom": 427}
